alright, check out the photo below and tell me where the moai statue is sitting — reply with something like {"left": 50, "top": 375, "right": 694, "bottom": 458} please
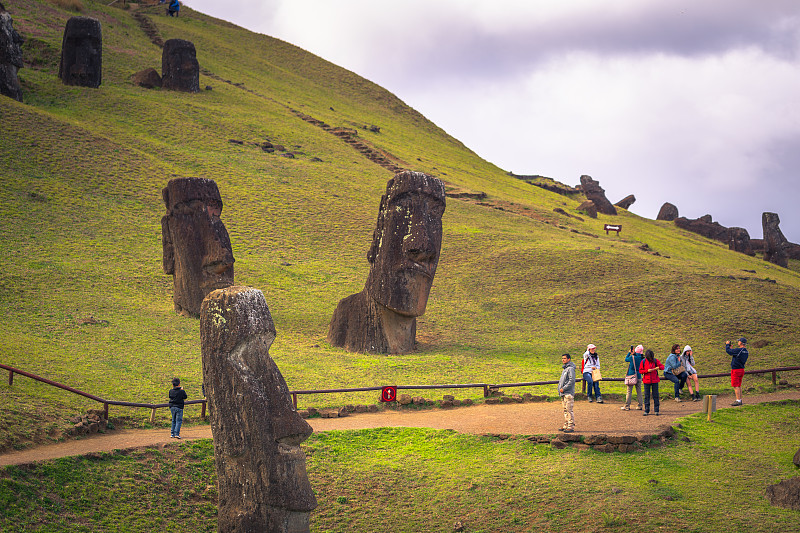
{"left": 162, "top": 38, "right": 199, "bottom": 93}
{"left": 58, "top": 16, "right": 102, "bottom": 88}
{"left": 579, "top": 175, "right": 617, "bottom": 215}
{"left": 762, "top": 212, "right": 789, "bottom": 268}
{"left": 657, "top": 202, "right": 679, "bottom": 221}
{"left": 0, "top": 3, "right": 24, "bottom": 102}
{"left": 727, "top": 227, "right": 753, "bottom": 256}
{"left": 329, "top": 171, "right": 446, "bottom": 353}
{"left": 161, "top": 177, "right": 234, "bottom": 317}
{"left": 200, "top": 286, "right": 317, "bottom": 533}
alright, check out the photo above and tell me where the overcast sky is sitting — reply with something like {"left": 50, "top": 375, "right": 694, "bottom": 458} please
{"left": 187, "top": 0, "right": 800, "bottom": 243}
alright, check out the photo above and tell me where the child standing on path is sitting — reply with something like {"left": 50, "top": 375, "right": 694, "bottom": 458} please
{"left": 169, "top": 377, "right": 188, "bottom": 438}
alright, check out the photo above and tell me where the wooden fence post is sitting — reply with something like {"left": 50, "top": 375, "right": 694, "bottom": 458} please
{"left": 150, "top": 407, "right": 156, "bottom": 425}
{"left": 201, "top": 400, "right": 207, "bottom": 419}
{"left": 772, "top": 371, "right": 777, "bottom": 385}
{"left": 103, "top": 403, "right": 109, "bottom": 420}
{"left": 7, "top": 370, "right": 12, "bottom": 386}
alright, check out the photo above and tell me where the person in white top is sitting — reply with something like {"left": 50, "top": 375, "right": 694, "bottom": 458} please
{"left": 582, "top": 343, "right": 603, "bottom": 403}
{"left": 681, "top": 345, "right": 701, "bottom": 402}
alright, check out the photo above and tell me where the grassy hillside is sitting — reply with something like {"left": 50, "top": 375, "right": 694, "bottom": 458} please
{"left": 1, "top": 0, "right": 800, "bottom": 453}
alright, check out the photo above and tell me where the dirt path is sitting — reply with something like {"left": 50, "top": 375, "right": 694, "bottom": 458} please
{"left": 2, "top": 390, "right": 798, "bottom": 467}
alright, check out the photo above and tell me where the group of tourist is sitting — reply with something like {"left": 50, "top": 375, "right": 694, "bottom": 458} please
{"left": 557, "top": 338, "right": 750, "bottom": 432}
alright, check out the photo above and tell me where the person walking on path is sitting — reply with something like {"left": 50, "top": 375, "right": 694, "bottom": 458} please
{"left": 582, "top": 343, "right": 603, "bottom": 403}
{"left": 639, "top": 349, "right": 664, "bottom": 416}
{"left": 726, "top": 338, "right": 749, "bottom": 406}
{"left": 622, "top": 345, "right": 644, "bottom": 410}
{"left": 169, "top": 377, "right": 188, "bottom": 438}
{"left": 558, "top": 353, "right": 576, "bottom": 432}
{"left": 663, "top": 343, "right": 688, "bottom": 402}
{"left": 681, "top": 345, "right": 701, "bottom": 402}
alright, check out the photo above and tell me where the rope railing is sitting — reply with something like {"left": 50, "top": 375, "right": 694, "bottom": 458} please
{"left": 3, "top": 362, "right": 799, "bottom": 415}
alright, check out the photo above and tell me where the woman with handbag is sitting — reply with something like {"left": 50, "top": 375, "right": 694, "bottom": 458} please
{"left": 639, "top": 349, "right": 664, "bottom": 416}
{"left": 582, "top": 343, "right": 603, "bottom": 403}
{"left": 681, "top": 345, "right": 701, "bottom": 401}
{"left": 622, "top": 345, "right": 644, "bottom": 410}
{"left": 663, "top": 343, "right": 689, "bottom": 402}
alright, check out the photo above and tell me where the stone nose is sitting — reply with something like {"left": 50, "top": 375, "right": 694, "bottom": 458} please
{"left": 403, "top": 212, "right": 436, "bottom": 265}
{"left": 202, "top": 218, "right": 235, "bottom": 271}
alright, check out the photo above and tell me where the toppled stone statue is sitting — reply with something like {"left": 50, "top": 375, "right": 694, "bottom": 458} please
{"left": 727, "top": 227, "right": 754, "bottom": 256}
{"left": 577, "top": 200, "right": 597, "bottom": 219}
{"left": 58, "top": 16, "right": 102, "bottom": 88}
{"left": 762, "top": 212, "right": 789, "bottom": 268}
{"left": 657, "top": 202, "right": 679, "bottom": 221}
{"left": 162, "top": 38, "right": 199, "bottom": 93}
{"left": 161, "top": 177, "right": 234, "bottom": 317}
{"left": 132, "top": 67, "right": 162, "bottom": 89}
{"left": 201, "top": 286, "right": 317, "bottom": 532}
{"left": 329, "top": 171, "right": 446, "bottom": 353}
{"left": 614, "top": 194, "right": 636, "bottom": 210}
{"left": 578, "top": 175, "right": 617, "bottom": 215}
{"left": 674, "top": 214, "right": 728, "bottom": 242}
{"left": 0, "top": 3, "right": 23, "bottom": 102}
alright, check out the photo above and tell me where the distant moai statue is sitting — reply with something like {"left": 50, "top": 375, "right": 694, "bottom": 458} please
{"left": 614, "top": 194, "right": 636, "bottom": 210}
{"left": 200, "top": 286, "right": 317, "bottom": 533}
{"left": 161, "top": 177, "right": 234, "bottom": 317}
{"left": 58, "top": 16, "right": 102, "bottom": 88}
{"left": 579, "top": 175, "right": 617, "bottom": 215}
{"left": 161, "top": 38, "right": 199, "bottom": 92}
{"left": 329, "top": 171, "right": 446, "bottom": 353}
{"left": 762, "top": 212, "right": 789, "bottom": 268}
{"left": 657, "top": 202, "right": 679, "bottom": 221}
{"left": 0, "top": 3, "right": 24, "bottom": 102}
{"left": 727, "top": 227, "right": 754, "bottom": 256}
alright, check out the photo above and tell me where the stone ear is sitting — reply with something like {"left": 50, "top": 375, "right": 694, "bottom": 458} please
{"left": 162, "top": 187, "right": 170, "bottom": 208}
{"left": 366, "top": 196, "right": 387, "bottom": 263}
{"left": 161, "top": 216, "right": 174, "bottom": 274}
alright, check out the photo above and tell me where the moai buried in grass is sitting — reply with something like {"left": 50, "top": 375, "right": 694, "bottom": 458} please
{"left": 58, "top": 16, "right": 102, "bottom": 88}
{"left": 161, "top": 177, "right": 234, "bottom": 317}
{"left": 329, "top": 171, "right": 446, "bottom": 353}
{"left": 162, "top": 38, "right": 199, "bottom": 93}
{"left": 200, "top": 286, "right": 317, "bottom": 533}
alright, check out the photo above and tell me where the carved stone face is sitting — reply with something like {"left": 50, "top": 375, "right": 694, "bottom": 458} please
{"left": 200, "top": 286, "right": 317, "bottom": 531}
{"left": 161, "top": 38, "right": 199, "bottom": 93}
{"left": 365, "top": 171, "right": 446, "bottom": 317}
{"left": 161, "top": 177, "right": 234, "bottom": 317}
{"left": 0, "top": 8, "right": 24, "bottom": 102}
{"left": 58, "top": 16, "right": 102, "bottom": 88}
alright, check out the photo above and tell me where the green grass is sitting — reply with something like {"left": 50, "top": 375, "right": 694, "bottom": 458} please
{"left": 2, "top": 401, "right": 799, "bottom": 532}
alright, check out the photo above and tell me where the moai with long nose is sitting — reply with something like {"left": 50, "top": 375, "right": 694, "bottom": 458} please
{"left": 161, "top": 177, "right": 234, "bottom": 317}
{"left": 58, "top": 16, "right": 102, "bottom": 88}
{"left": 201, "top": 286, "right": 317, "bottom": 533}
{"left": 0, "top": 3, "right": 24, "bottom": 102}
{"left": 328, "top": 170, "right": 446, "bottom": 353}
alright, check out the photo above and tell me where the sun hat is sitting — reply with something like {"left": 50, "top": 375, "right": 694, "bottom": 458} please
{"left": 635, "top": 345, "right": 644, "bottom": 354}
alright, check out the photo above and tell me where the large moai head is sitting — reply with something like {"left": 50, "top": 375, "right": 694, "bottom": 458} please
{"left": 0, "top": 3, "right": 24, "bottom": 102}
{"left": 161, "top": 177, "right": 234, "bottom": 317}
{"left": 161, "top": 38, "right": 199, "bottom": 93}
{"left": 762, "top": 212, "right": 789, "bottom": 268}
{"left": 365, "top": 171, "right": 446, "bottom": 317}
{"left": 579, "top": 175, "right": 617, "bottom": 216}
{"left": 58, "top": 16, "right": 102, "bottom": 88}
{"left": 200, "top": 286, "right": 317, "bottom": 533}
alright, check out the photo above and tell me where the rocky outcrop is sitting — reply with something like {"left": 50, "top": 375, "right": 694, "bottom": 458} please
{"left": 200, "top": 286, "right": 317, "bottom": 532}
{"left": 763, "top": 212, "right": 789, "bottom": 268}
{"left": 132, "top": 67, "right": 161, "bottom": 88}
{"left": 329, "top": 171, "right": 445, "bottom": 354}
{"left": 162, "top": 38, "right": 199, "bottom": 92}
{"left": 614, "top": 195, "right": 636, "bottom": 210}
{"left": 578, "top": 175, "right": 617, "bottom": 215}
{"left": 657, "top": 202, "right": 679, "bottom": 221}
{"left": 674, "top": 214, "right": 728, "bottom": 242}
{"left": 727, "top": 227, "right": 754, "bottom": 256}
{"left": 59, "top": 17, "right": 102, "bottom": 88}
{"left": 0, "top": 4, "right": 24, "bottom": 101}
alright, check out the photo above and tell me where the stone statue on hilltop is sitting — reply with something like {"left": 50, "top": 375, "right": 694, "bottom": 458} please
{"left": 162, "top": 38, "right": 199, "bottom": 93}
{"left": 0, "top": 3, "right": 24, "bottom": 102}
{"left": 727, "top": 227, "right": 754, "bottom": 256}
{"left": 329, "top": 170, "right": 446, "bottom": 354}
{"left": 161, "top": 177, "right": 234, "bottom": 317}
{"left": 578, "top": 175, "right": 617, "bottom": 215}
{"left": 762, "top": 212, "right": 789, "bottom": 268}
{"left": 58, "top": 16, "right": 102, "bottom": 88}
{"left": 200, "top": 286, "right": 317, "bottom": 533}
{"left": 657, "top": 202, "right": 679, "bottom": 221}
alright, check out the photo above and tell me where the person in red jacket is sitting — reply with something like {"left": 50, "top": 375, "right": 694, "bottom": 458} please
{"left": 639, "top": 349, "right": 664, "bottom": 416}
